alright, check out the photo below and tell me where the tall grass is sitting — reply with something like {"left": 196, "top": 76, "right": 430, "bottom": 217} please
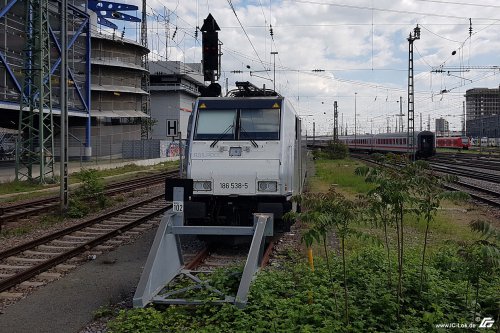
{"left": 311, "top": 158, "right": 374, "bottom": 195}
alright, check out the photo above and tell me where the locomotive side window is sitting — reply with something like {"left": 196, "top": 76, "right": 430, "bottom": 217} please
{"left": 194, "top": 109, "right": 236, "bottom": 140}
{"left": 239, "top": 108, "right": 280, "bottom": 140}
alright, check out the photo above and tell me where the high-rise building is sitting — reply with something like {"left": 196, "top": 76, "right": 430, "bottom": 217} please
{"left": 435, "top": 117, "right": 449, "bottom": 136}
{"left": 465, "top": 87, "right": 500, "bottom": 138}
{"left": 465, "top": 87, "right": 500, "bottom": 120}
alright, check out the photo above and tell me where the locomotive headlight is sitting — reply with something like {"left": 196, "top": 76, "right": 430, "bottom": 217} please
{"left": 258, "top": 181, "right": 278, "bottom": 192}
{"left": 193, "top": 181, "right": 212, "bottom": 191}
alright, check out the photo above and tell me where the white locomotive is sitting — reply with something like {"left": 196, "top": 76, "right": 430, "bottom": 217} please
{"left": 184, "top": 85, "right": 307, "bottom": 231}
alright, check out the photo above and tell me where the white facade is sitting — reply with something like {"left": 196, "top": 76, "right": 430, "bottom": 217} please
{"left": 149, "top": 61, "right": 205, "bottom": 140}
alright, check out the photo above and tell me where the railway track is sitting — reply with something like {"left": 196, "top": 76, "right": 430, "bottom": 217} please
{"left": 0, "top": 194, "right": 170, "bottom": 294}
{"left": 352, "top": 154, "right": 500, "bottom": 209}
{"left": 431, "top": 154, "right": 500, "bottom": 172}
{"left": 444, "top": 181, "right": 500, "bottom": 208}
{"left": 0, "top": 170, "right": 178, "bottom": 223}
{"left": 428, "top": 162, "right": 500, "bottom": 183}
{"left": 158, "top": 237, "right": 276, "bottom": 304}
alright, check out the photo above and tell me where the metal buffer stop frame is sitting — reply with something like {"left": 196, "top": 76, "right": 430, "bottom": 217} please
{"left": 133, "top": 179, "right": 273, "bottom": 308}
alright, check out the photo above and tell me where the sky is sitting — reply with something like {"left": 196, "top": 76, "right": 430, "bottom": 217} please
{"left": 102, "top": 0, "right": 500, "bottom": 135}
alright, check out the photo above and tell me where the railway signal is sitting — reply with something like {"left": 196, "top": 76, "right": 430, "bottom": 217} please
{"left": 201, "top": 14, "right": 221, "bottom": 83}
{"left": 200, "top": 14, "right": 222, "bottom": 97}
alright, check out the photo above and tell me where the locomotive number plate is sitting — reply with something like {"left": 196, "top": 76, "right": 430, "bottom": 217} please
{"left": 219, "top": 182, "right": 249, "bottom": 190}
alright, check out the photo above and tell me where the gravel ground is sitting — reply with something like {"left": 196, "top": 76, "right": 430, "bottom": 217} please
{"left": 0, "top": 184, "right": 165, "bottom": 313}
{"left": 0, "top": 227, "right": 159, "bottom": 333}
{"left": 0, "top": 185, "right": 162, "bottom": 251}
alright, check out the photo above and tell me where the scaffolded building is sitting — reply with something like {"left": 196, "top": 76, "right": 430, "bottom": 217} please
{"left": 0, "top": 0, "right": 151, "bottom": 181}
{"left": 466, "top": 87, "right": 500, "bottom": 138}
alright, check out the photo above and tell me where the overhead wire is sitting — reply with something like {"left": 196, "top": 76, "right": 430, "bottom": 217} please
{"left": 282, "top": 0, "right": 497, "bottom": 21}
{"left": 414, "top": 0, "right": 500, "bottom": 9}
{"left": 226, "top": 0, "right": 272, "bottom": 79}
{"left": 95, "top": 1, "right": 496, "bottom": 128}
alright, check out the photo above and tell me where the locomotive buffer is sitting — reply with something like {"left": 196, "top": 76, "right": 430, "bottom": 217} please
{"left": 133, "top": 179, "right": 274, "bottom": 308}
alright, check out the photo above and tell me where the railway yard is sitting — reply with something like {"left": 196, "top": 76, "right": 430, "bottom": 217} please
{"left": 0, "top": 152, "right": 499, "bottom": 332}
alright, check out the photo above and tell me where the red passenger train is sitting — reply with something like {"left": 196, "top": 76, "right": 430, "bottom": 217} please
{"left": 435, "top": 136, "right": 470, "bottom": 150}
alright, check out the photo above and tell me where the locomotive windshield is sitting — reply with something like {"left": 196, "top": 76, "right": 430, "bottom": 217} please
{"left": 194, "top": 109, "right": 236, "bottom": 140}
{"left": 194, "top": 107, "right": 280, "bottom": 140}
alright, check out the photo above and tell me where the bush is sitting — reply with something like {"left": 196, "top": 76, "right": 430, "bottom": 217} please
{"left": 106, "top": 244, "right": 499, "bottom": 333}
{"left": 313, "top": 140, "right": 349, "bottom": 160}
{"left": 68, "top": 168, "right": 107, "bottom": 217}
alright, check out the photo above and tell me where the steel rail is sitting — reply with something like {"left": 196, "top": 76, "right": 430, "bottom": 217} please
{"left": 0, "top": 197, "right": 171, "bottom": 293}
{"left": 352, "top": 154, "right": 500, "bottom": 209}
{"left": 0, "top": 194, "right": 165, "bottom": 260}
{"left": 444, "top": 182, "right": 500, "bottom": 208}
{"left": 0, "top": 171, "right": 177, "bottom": 222}
{"left": 429, "top": 162, "right": 500, "bottom": 183}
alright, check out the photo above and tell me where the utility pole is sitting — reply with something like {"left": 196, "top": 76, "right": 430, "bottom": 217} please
{"left": 333, "top": 101, "right": 338, "bottom": 141}
{"left": 354, "top": 92, "right": 357, "bottom": 149}
{"left": 341, "top": 113, "right": 344, "bottom": 136}
{"left": 462, "top": 101, "right": 466, "bottom": 136}
{"left": 407, "top": 25, "right": 420, "bottom": 160}
{"left": 399, "top": 96, "right": 403, "bottom": 132}
{"left": 17, "top": 0, "right": 55, "bottom": 183}
{"left": 271, "top": 51, "right": 278, "bottom": 92}
{"left": 141, "top": 0, "right": 151, "bottom": 139}
{"left": 60, "top": 0, "right": 68, "bottom": 211}
{"left": 313, "top": 122, "right": 316, "bottom": 147}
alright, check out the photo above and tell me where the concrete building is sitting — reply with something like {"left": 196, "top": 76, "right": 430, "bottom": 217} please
{"left": 465, "top": 87, "right": 500, "bottom": 120}
{"left": 0, "top": 0, "right": 90, "bottom": 156}
{"left": 465, "top": 87, "right": 500, "bottom": 138}
{"left": 467, "top": 114, "right": 500, "bottom": 139}
{"left": 89, "top": 28, "right": 149, "bottom": 158}
{"left": 435, "top": 117, "right": 449, "bottom": 135}
{"left": 149, "top": 61, "right": 205, "bottom": 140}
{"left": 0, "top": 2, "right": 151, "bottom": 161}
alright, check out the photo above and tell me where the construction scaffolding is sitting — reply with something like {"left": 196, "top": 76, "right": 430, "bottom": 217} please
{"left": 0, "top": 0, "right": 90, "bottom": 182}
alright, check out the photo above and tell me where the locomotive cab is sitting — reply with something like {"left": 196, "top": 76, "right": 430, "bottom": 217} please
{"left": 184, "top": 95, "right": 306, "bottom": 232}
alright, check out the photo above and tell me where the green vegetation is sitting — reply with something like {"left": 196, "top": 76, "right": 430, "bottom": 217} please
{"left": 311, "top": 158, "right": 373, "bottom": 195}
{"left": 0, "top": 180, "right": 55, "bottom": 196}
{"left": 69, "top": 160, "right": 179, "bottom": 182}
{"left": 93, "top": 305, "right": 117, "bottom": 320}
{"left": 313, "top": 140, "right": 349, "bottom": 160}
{"left": 106, "top": 155, "right": 499, "bottom": 332}
{"left": 0, "top": 161, "right": 179, "bottom": 199}
{"left": 67, "top": 168, "right": 107, "bottom": 218}
{"left": 107, "top": 246, "right": 498, "bottom": 333}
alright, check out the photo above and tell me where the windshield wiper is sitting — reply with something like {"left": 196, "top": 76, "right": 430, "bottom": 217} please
{"left": 210, "top": 124, "right": 234, "bottom": 148}
{"left": 239, "top": 126, "right": 258, "bottom": 148}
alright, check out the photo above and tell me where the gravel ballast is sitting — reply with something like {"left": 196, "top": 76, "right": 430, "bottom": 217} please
{"left": 0, "top": 227, "right": 156, "bottom": 333}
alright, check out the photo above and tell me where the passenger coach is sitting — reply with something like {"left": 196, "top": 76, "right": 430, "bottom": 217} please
{"left": 184, "top": 91, "right": 307, "bottom": 231}
{"left": 338, "top": 131, "right": 435, "bottom": 158}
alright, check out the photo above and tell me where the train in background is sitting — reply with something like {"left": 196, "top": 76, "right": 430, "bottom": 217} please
{"left": 330, "top": 131, "right": 436, "bottom": 158}
{"left": 470, "top": 137, "right": 500, "bottom": 147}
{"left": 184, "top": 82, "right": 307, "bottom": 232}
{"left": 435, "top": 136, "right": 471, "bottom": 150}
